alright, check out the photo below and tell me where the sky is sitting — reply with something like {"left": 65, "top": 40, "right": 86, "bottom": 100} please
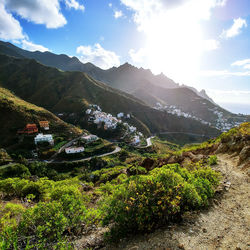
{"left": 0, "top": 0, "right": 250, "bottom": 114}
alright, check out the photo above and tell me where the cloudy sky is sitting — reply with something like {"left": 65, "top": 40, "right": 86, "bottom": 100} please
{"left": 1, "top": 0, "right": 250, "bottom": 113}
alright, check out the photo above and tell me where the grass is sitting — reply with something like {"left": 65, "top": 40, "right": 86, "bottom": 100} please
{"left": 53, "top": 141, "right": 67, "bottom": 151}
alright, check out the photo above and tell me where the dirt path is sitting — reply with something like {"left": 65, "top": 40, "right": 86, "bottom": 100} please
{"left": 106, "top": 154, "right": 250, "bottom": 250}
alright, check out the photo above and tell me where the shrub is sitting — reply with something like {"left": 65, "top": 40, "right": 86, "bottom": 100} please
{"left": 208, "top": 155, "right": 217, "bottom": 166}
{"left": 0, "top": 164, "right": 30, "bottom": 179}
{"left": 101, "top": 164, "right": 220, "bottom": 238}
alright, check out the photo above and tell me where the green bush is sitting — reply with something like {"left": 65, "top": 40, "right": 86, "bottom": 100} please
{"left": 101, "top": 164, "right": 220, "bottom": 238}
{"left": 0, "top": 164, "right": 30, "bottom": 179}
{"left": 0, "top": 182, "right": 91, "bottom": 248}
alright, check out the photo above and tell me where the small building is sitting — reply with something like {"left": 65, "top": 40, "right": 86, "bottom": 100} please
{"left": 86, "top": 109, "right": 92, "bottom": 115}
{"left": 18, "top": 124, "right": 38, "bottom": 134}
{"left": 39, "top": 121, "right": 49, "bottom": 130}
{"left": 34, "top": 133, "right": 54, "bottom": 145}
{"left": 65, "top": 147, "right": 85, "bottom": 154}
{"left": 81, "top": 134, "right": 98, "bottom": 143}
{"left": 129, "top": 126, "right": 137, "bottom": 133}
{"left": 117, "top": 112, "right": 124, "bottom": 118}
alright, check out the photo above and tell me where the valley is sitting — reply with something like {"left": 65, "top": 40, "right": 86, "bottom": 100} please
{"left": 0, "top": 41, "right": 249, "bottom": 250}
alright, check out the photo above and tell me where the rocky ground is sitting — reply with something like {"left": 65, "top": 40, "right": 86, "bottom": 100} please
{"left": 103, "top": 154, "right": 250, "bottom": 250}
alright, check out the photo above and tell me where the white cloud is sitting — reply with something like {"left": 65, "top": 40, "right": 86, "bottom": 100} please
{"left": 108, "top": 3, "right": 112, "bottom": 7}
{"left": 114, "top": 10, "right": 123, "bottom": 19}
{"left": 21, "top": 40, "right": 49, "bottom": 52}
{"left": 243, "top": 64, "right": 250, "bottom": 70}
{"left": 4, "top": 0, "right": 67, "bottom": 29}
{"left": 203, "top": 39, "right": 220, "bottom": 51}
{"left": 65, "top": 0, "right": 85, "bottom": 11}
{"left": 123, "top": 0, "right": 225, "bottom": 83}
{"left": 129, "top": 48, "right": 147, "bottom": 64}
{"left": 0, "top": 3, "right": 25, "bottom": 40}
{"left": 231, "top": 58, "right": 250, "bottom": 67}
{"left": 200, "top": 69, "right": 250, "bottom": 77}
{"left": 221, "top": 18, "right": 247, "bottom": 39}
{"left": 207, "top": 88, "right": 250, "bottom": 105}
{"left": 76, "top": 43, "right": 120, "bottom": 69}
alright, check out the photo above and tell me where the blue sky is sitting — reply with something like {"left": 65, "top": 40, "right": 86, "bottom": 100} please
{"left": 0, "top": 0, "right": 250, "bottom": 113}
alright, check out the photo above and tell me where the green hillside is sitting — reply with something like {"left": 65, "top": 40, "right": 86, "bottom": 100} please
{"left": 0, "top": 87, "right": 81, "bottom": 147}
{"left": 0, "top": 54, "right": 220, "bottom": 141}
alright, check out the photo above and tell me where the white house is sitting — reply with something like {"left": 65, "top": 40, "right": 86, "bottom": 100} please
{"left": 65, "top": 147, "right": 84, "bottom": 154}
{"left": 129, "top": 126, "right": 137, "bottom": 133}
{"left": 86, "top": 109, "right": 92, "bottom": 115}
{"left": 34, "top": 133, "right": 54, "bottom": 145}
{"left": 117, "top": 112, "right": 124, "bottom": 118}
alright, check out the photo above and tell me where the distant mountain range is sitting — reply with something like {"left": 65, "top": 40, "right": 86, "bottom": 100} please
{"left": 0, "top": 41, "right": 248, "bottom": 131}
{"left": 0, "top": 53, "right": 220, "bottom": 141}
{"left": 0, "top": 40, "right": 248, "bottom": 140}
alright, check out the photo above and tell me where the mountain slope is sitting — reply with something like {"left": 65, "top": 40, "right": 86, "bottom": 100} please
{"left": 0, "top": 40, "right": 247, "bottom": 131}
{"left": 0, "top": 54, "right": 219, "bottom": 140}
{"left": 0, "top": 87, "right": 81, "bottom": 147}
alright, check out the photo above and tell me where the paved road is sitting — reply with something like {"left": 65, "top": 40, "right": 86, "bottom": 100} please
{"left": 136, "top": 136, "right": 155, "bottom": 149}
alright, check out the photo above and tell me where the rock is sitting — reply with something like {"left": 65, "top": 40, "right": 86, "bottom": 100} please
{"left": 182, "top": 151, "right": 195, "bottom": 159}
{"left": 140, "top": 158, "right": 155, "bottom": 171}
{"left": 223, "top": 181, "right": 231, "bottom": 191}
{"left": 81, "top": 183, "right": 93, "bottom": 191}
{"left": 202, "top": 228, "right": 207, "bottom": 233}
{"left": 238, "top": 146, "right": 250, "bottom": 166}
{"left": 178, "top": 243, "right": 185, "bottom": 249}
{"left": 167, "top": 155, "right": 178, "bottom": 164}
{"left": 215, "top": 143, "right": 228, "bottom": 154}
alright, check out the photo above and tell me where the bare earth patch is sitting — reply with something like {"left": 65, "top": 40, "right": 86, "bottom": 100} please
{"left": 104, "top": 154, "right": 250, "bottom": 250}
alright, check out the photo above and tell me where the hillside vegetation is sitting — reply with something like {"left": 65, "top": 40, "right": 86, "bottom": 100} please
{"left": 0, "top": 87, "right": 81, "bottom": 147}
{"left": 0, "top": 54, "right": 219, "bottom": 140}
{"left": 0, "top": 122, "right": 249, "bottom": 248}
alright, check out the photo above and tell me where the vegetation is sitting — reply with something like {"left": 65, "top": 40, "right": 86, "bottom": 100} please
{"left": 0, "top": 145, "right": 221, "bottom": 248}
{"left": 0, "top": 87, "right": 81, "bottom": 148}
{"left": 0, "top": 53, "right": 220, "bottom": 144}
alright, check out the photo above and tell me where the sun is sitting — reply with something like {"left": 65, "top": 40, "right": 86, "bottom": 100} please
{"left": 131, "top": 0, "right": 213, "bottom": 86}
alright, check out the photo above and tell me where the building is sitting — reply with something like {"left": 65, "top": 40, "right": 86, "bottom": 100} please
{"left": 34, "top": 133, "right": 54, "bottom": 145}
{"left": 81, "top": 134, "right": 98, "bottom": 143}
{"left": 39, "top": 121, "right": 49, "bottom": 130}
{"left": 86, "top": 109, "right": 92, "bottom": 115}
{"left": 18, "top": 124, "right": 38, "bottom": 134}
{"left": 117, "top": 112, "right": 124, "bottom": 118}
{"left": 65, "top": 147, "right": 84, "bottom": 154}
{"left": 129, "top": 126, "right": 137, "bottom": 133}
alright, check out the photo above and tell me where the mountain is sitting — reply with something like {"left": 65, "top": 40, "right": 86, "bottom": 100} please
{"left": 0, "top": 87, "right": 81, "bottom": 147}
{"left": 0, "top": 40, "right": 247, "bottom": 132}
{"left": 0, "top": 54, "right": 220, "bottom": 142}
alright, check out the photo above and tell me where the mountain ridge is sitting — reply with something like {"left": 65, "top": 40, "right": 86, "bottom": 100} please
{"left": 0, "top": 54, "right": 220, "bottom": 141}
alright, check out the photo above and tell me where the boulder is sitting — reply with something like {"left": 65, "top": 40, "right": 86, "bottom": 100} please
{"left": 238, "top": 146, "right": 250, "bottom": 166}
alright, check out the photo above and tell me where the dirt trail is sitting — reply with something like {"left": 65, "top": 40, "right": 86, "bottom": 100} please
{"left": 106, "top": 154, "right": 250, "bottom": 250}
